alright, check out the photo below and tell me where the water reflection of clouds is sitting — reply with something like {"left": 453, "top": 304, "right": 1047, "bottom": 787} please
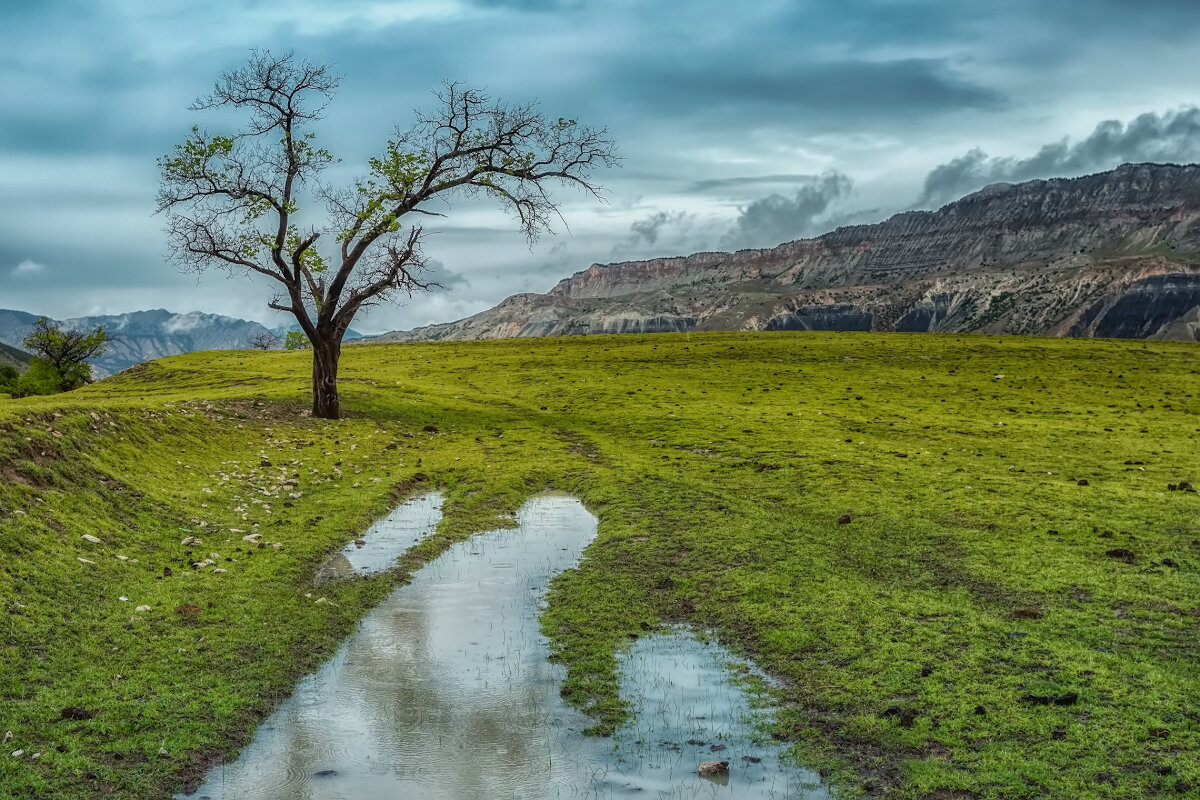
{"left": 182, "top": 495, "right": 826, "bottom": 799}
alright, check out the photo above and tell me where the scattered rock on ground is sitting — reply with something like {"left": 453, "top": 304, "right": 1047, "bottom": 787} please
{"left": 81, "top": 534, "right": 101, "bottom": 544}
{"left": 698, "top": 761, "right": 730, "bottom": 777}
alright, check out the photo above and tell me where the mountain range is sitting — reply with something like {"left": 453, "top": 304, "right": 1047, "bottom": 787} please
{"left": 368, "top": 162, "right": 1200, "bottom": 344}
{"left": 0, "top": 309, "right": 281, "bottom": 377}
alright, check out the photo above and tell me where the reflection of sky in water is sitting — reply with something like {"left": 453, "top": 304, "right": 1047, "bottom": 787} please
{"left": 314, "top": 492, "right": 444, "bottom": 582}
{"left": 182, "top": 495, "right": 826, "bottom": 800}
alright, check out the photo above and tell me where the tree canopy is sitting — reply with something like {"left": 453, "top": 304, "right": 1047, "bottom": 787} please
{"left": 15, "top": 317, "right": 109, "bottom": 395}
{"left": 158, "top": 50, "right": 618, "bottom": 418}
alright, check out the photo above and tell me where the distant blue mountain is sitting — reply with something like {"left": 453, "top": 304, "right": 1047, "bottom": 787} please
{"left": 0, "top": 308, "right": 322, "bottom": 377}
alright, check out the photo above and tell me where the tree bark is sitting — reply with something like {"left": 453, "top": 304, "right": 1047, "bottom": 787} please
{"left": 311, "top": 335, "right": 341, "bottom": 419}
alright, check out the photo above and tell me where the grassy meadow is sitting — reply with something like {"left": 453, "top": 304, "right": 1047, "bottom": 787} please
{"left": 0, "top": 331, "right": 1197, "bottom": 799}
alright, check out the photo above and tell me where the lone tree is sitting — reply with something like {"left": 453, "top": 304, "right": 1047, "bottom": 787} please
{"left": 20, "top": 317, "right": 110, "bottom": 394}
{"left": 158, "top": 50, "right": 617, "bottom": 419}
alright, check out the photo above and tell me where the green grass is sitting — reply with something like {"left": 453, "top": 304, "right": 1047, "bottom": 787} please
{"left": 1, "top": 332, "right": 1197, "bottom": 799}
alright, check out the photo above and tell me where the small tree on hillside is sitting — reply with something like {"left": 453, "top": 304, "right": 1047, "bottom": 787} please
{"left": 283, "top": 331, "right": 310, "bottom": 351}
{"left": 19, "top": 317, "right": 110, "bottom": 395}
{"left": 157, "top": 50, "right": 617, "bottom": 419}
{"left": 249, "top": 331, "right": 280, "bottom": 350}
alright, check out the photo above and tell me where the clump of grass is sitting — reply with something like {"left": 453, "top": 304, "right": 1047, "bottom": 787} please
{"left": 1, "top": 332, "right": 1197, "bottom": 799}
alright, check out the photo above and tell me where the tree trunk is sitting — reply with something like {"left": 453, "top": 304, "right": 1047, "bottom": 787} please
{"left": 311, "top": 335, "right": 341, "bottom": 419}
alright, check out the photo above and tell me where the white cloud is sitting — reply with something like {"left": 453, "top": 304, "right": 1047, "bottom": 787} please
{"left": 12, "top": 259, "right": 45, "bottom": 276}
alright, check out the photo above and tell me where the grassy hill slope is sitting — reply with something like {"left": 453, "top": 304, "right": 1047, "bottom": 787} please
{"left": 0, "top": 332, "right": 1197, "bottom": 799}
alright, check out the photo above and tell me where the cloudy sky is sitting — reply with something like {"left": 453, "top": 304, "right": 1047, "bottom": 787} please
{"left": 4, "top": 1, "right": 1200, "bottom": 333}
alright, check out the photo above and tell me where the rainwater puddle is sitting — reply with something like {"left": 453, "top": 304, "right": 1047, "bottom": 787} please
{"left": 182, "top": 495, "right": 825, "bottom": 799}
{"left": 314, "top": 491, "right": 443, "bottom": 582}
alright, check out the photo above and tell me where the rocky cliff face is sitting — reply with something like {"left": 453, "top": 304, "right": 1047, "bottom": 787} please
{"left": 369, "top": 163, "right": 1200, "bottom": 344}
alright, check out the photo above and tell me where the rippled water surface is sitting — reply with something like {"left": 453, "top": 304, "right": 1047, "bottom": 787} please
{"left": 182, "top": 494, "right": 825, "bottom": 799}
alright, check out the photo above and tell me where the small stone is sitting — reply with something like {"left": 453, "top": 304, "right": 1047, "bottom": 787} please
{"left": 709, "top": 744, "right": 726, "bottom": 752}
{"left": 1077, "top": 479, "right": 1089, "bottom": 486}
{"left": 3, "top": 731, "right": 10, "bottom": 744}
{"left": 698, "top": 760, "right": 729, "bottom": 777}
{"left": 115, "top": 555, "right": 128, "bottom": 561}
{"left": 76, "top": 558, "right": 95, "bottom": 565}
{"left": 742, "top": 755, "right": 762, "bottom": 763}
{"left": 181, "top": 536, "right": 202, "bottom": 546}
{"left": 241, "top": 533, "right": 262, "bottom": 542}
{"left": 81, "top": 534, "right": 102, "bottom": 544}
{"left": 157, "top": 747, "right": 168, "bottom": 758}
{"left": 837, "top": 514, "right": 852, "bottom": 524}
{"left": 1161, "top": 558, "right": 1179, "bottom": 568}
{"left": 1052, "top": 727, "right": 1067, "bottom": 740}
{"left": 11, "top": 749, "right": 23, "bottom": 758}
{"left": 135, "top": 605, "right": 151, "bottom": 612}
{"left": 212, "top": 568, "right": 227, "bottom": 574}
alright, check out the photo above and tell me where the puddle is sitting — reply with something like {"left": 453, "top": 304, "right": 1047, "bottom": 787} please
{"left": 607, "top": 629, "right": 827, "bottom": 798}
{"left": 314, "top": 491, "right": 443, "bottom": 582}
{"left": 182, "top": 495, "right": 825, "bottom": 799}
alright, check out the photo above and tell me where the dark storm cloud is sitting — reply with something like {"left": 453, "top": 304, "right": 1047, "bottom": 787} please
{"left": 687, "top": 175, "right": 834, "bottom": 194}
{"left": 917, "top": 108, "right": 1200, "bottom": 206}
{"left": 721, "top": 172, "right": 853, "bottom": 250}
{"left": 420, "top": 259, "right": 469, "bottom": 292}
{"left": 467, "top": 0, "right": 580, "bottom": 10}
{"left": 618, "top": 57, "right": 1003, "bottom": 125}
{"left": 629, "top": 211, "right": 692, "bottom": 247}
